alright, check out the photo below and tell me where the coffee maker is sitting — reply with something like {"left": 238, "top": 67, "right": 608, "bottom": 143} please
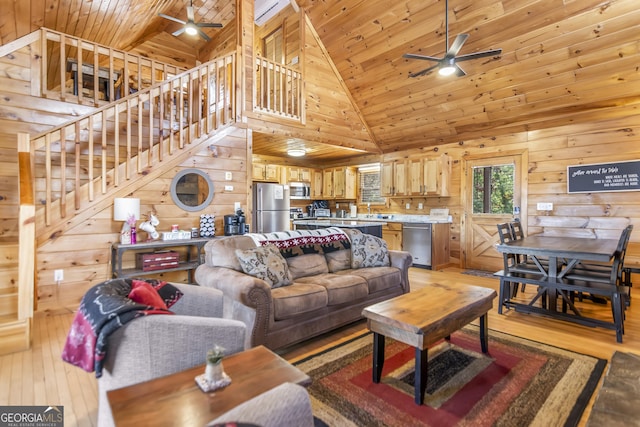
{"left": 224, "top": 209, "right": 247, "bottom": 236}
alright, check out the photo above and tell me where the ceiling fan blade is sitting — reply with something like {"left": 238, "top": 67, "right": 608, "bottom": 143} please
{"left": 187, "top": 6, "right": 195, "bottom": 22}
{"left": 159, "top": 13, "right": 186, "bottom": 25}
{"left": 402, "top": 53, "right": 441, "bottom": 62}
{"left": 455, "top": 48, "right": 503, "bottom": 62}
{"left": 409, "top": 63, "right": 440, "bottom": 78}
{"left": 455, "top": 63, "right": 466, "bottom": 76}
{"left": 445, "top": 34, "right": 469, "bottom": 58}
{"left": 172, "top": 27, "right": 186, "bottom": 37}
{"left": 197, "top": 28, "right": 211, "bottom": 42}
{"left": 197, "top": 22, "right": 223, "bottom": 28}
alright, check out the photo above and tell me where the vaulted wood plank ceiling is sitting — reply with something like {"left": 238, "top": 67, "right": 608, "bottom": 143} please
{"left": 2, "top": 0, "right": 639, "bottom": 162}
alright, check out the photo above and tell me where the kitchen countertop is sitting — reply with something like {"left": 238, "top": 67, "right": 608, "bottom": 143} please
{"left": 293, "top": 214, "right": 452, "bottom": 224}
{"left": 293, "top": 219, "right": 387, "bottom": 227}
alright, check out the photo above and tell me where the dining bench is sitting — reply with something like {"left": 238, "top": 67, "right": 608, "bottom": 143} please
{"left": 495, "top": 269, "right": 629, "bottom": 342}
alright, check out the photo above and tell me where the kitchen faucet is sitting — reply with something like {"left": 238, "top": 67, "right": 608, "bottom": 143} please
{"left": 367, "top": 203, "right": 371, "bottom": 217}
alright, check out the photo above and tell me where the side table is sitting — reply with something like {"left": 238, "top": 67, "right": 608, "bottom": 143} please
{"left": 107, "top": 345, "right": 311, "bottom": 426}
{"left": 111, "top": 237, "right": 211, "bottom": 283}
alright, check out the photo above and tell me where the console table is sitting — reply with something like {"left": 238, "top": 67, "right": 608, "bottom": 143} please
{"left": 111, "top": 238, "right": 210, "bottom": 283}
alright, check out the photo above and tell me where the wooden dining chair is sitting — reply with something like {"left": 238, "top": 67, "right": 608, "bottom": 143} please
{"left": 565, "top": 225, "right": 633, "bottom": 306}
{"left": 562, "top": 241, "right": 630, "bottom": 342}
{"left": 496, "top": 223, "right": 536, "bottom": 297}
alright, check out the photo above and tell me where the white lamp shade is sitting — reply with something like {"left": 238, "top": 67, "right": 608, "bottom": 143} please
{"left": 113, "top": 198, "right": 140, "bottom": 221}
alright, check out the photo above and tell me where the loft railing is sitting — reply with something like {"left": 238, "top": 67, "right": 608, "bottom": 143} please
{"left": 41, "top": 28, "right": 187, "bottom": 106}
{"left": 29, "top": 52, "right": 236, "bottom": 227}
{"left": 255, "top": 55, "right": 303, "bottom": 120}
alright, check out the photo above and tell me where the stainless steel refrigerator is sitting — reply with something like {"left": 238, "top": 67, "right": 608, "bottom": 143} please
{"left": 252, "top": 183, "right": 291, "bottom": 233}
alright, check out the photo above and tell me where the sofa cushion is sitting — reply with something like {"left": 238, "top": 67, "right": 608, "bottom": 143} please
{"left": 325, "top": 249, "right": 351, "bottom": 272}
{"left": 337, "top": 267, "right": 402, "bottom": 294}
{"left": 296, "top": 273, "right": 368, "bottom": 305}
{"left": 286, "top": 254, "right": 329, "bottom": 280}
{"left": 235, "top": 245, "right": 293, "bottom": 288}
{"left": 271, "top": 283, "right": 328, "bottom": 320}
{"left": 205, "top": 236, "right": 257, "bottom": 271}
{"left": 347, "top": 230, "right": 391, "bottom": 268}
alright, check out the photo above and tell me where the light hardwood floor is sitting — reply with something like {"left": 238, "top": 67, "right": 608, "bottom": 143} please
{"left": 2, "top": 267, "right": 638, "bottom": 426}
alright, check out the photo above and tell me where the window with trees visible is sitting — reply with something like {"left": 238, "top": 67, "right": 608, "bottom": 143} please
{"left": 359, "top": 165, "right": 385, "bottom": 205}
{"left": 472, "top": 164, "right": 514, "bottom": 214}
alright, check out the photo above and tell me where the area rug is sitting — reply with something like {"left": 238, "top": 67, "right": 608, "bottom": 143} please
{"left": 295, "top": 326, "right": 606, "bottom": 427}
{"left": 462, "top": 269, "right": 498, "bottom": 279}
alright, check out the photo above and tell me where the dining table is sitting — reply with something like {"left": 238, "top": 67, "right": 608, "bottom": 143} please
{"left": 495, "top": 235, "right": 619, "bottom": 312}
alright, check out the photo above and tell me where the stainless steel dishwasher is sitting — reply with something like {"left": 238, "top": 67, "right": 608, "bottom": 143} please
{"left": 402, "top": 223, "right": 432, "bottom": 269}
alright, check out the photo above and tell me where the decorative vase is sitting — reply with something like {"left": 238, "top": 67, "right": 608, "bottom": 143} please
{"left": 205, "top": 361, "right": 224, "bottom": 383}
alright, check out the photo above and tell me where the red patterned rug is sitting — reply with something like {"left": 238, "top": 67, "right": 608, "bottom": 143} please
{"left": 295, "top": 326, "right": 605, "bottom": 427}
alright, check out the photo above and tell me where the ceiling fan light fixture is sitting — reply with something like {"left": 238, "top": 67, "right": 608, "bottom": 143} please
{"left": 287, "top": 149, "right": 306, "bottom": 157}
{"left": 185, "top": 22, "right": 198, "bottom": 36}
{"left": 438, "top": 65, "right": 457, "bottom": 76}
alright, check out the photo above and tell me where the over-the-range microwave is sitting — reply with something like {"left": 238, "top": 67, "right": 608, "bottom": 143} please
{"left": 289, "top": 182, "right": 311, "bottom": 199}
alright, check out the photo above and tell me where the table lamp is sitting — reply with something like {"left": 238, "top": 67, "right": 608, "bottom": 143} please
{"left": 114, "top": 197, "right": 140, "bottom": 244}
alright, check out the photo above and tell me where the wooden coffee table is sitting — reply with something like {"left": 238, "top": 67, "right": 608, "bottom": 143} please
{"left": 362, "top": 282, "right": 497, "bottom": 405}
{"left": 107, "top": 345, "right": 311, "bottom": 426}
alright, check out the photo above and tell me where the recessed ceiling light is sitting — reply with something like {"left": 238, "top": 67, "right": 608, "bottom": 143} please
{"left": 287, "top": 149, "right": 306, "bottom": 157}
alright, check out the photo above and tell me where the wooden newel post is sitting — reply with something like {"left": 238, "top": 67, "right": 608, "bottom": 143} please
{"left": 18, "top": 132, "right": 36, "bottom": 319}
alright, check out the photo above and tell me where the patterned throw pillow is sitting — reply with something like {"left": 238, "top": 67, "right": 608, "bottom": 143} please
{"left": 131, "top": 279, "right": 183, "bottom": 308}
{"left": 349, "top": 230, "right": 391, "bottom": 269}
{"left": 128, "top": 281, "right": 169, "bottom": 310}
{"left": 235, "top": 245, "right": 293, "bottom": 288}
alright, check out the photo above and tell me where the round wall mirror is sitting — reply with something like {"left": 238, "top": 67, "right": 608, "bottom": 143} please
{"left": 170, "top": 168, "right": 214, "bottom": 211}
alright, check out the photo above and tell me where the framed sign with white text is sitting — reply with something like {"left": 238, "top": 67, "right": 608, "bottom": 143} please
{"left": 567, "top": 160, "right": 640, "bottom": 193}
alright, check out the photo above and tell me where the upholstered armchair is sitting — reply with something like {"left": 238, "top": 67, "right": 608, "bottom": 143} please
{"left": 97, "top": 283, "right": 248, "bottom": 427}
{"left": 208, "top": 382, "right": 315, "bottom": 427}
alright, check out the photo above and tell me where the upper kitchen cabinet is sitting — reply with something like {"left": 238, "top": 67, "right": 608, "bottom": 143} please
{"left": 380, "top": 160, "right": 407, "bottom": 197}
{"left": 285, "top": 166, "right": 312, "bottom": 182}
{"left": 253, "top": 163, "right": 282, "bottom": 182}
{"left": 323, "top": 166, "right": 356, "bottom": 199}
{"left": 407, "top": 154, "right": 451, "bottom": 197}
{"left": 312, "top": 169, "right": 323, "bottom": 199}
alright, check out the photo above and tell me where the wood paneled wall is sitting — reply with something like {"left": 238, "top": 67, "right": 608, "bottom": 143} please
{"left": 360, "top": 111, "right": 640, "bottom": 269}
{"left": 35, "top": 127, "right": 249, "bottom": 312}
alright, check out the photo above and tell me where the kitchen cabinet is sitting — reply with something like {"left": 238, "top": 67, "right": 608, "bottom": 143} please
{"left": 382, "top": 222, "right": 402, "bottom": 251}
{"left": 285, "top": 167, "right": 311, "bottom": 182}
{"left": 407, "top": 154, "right": 451, "bottom": 197}
{"left": 431, "top": 222, "right": 450, "bottom": 270}
{"left": 312, "top": 169, "right": 323, "bottom": 198}
{"left": 253, "top": 163, "right": 281, "bottom": 182}
{"left": 380, "top": 160, "right": 407, "bottom": 197}
{"left": 323, "top": 166, "right": 356, "bottom": 199}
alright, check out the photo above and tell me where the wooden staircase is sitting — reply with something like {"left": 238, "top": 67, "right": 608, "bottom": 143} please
{"left": 0, "top": 28, "right": 239, "bottom": 355}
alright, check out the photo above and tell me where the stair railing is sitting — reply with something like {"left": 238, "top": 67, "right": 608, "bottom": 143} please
{"left": 29, "top": 52, "right": 236, "bottom": 227}
{"left": 255, "top": 55, "right": 303, "bottom": 121}
{"left": 40, "top": 28, "right": 187, "bottom": 107}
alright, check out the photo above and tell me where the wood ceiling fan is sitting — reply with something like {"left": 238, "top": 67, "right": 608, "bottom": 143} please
{"left": 158, "top": 0, "right": 222, "bottom": 42}
{"left": 403, "top": 0, "right": 502, "bottom": 77}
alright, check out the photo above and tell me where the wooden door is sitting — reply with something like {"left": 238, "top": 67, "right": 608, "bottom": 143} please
{"left": 462, "top": 152, "right": 527, "bottom": 271}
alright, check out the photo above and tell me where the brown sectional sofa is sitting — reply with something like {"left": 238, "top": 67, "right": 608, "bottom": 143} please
{"left": 195, "top": 227, "right": 412, "bottom": 350}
